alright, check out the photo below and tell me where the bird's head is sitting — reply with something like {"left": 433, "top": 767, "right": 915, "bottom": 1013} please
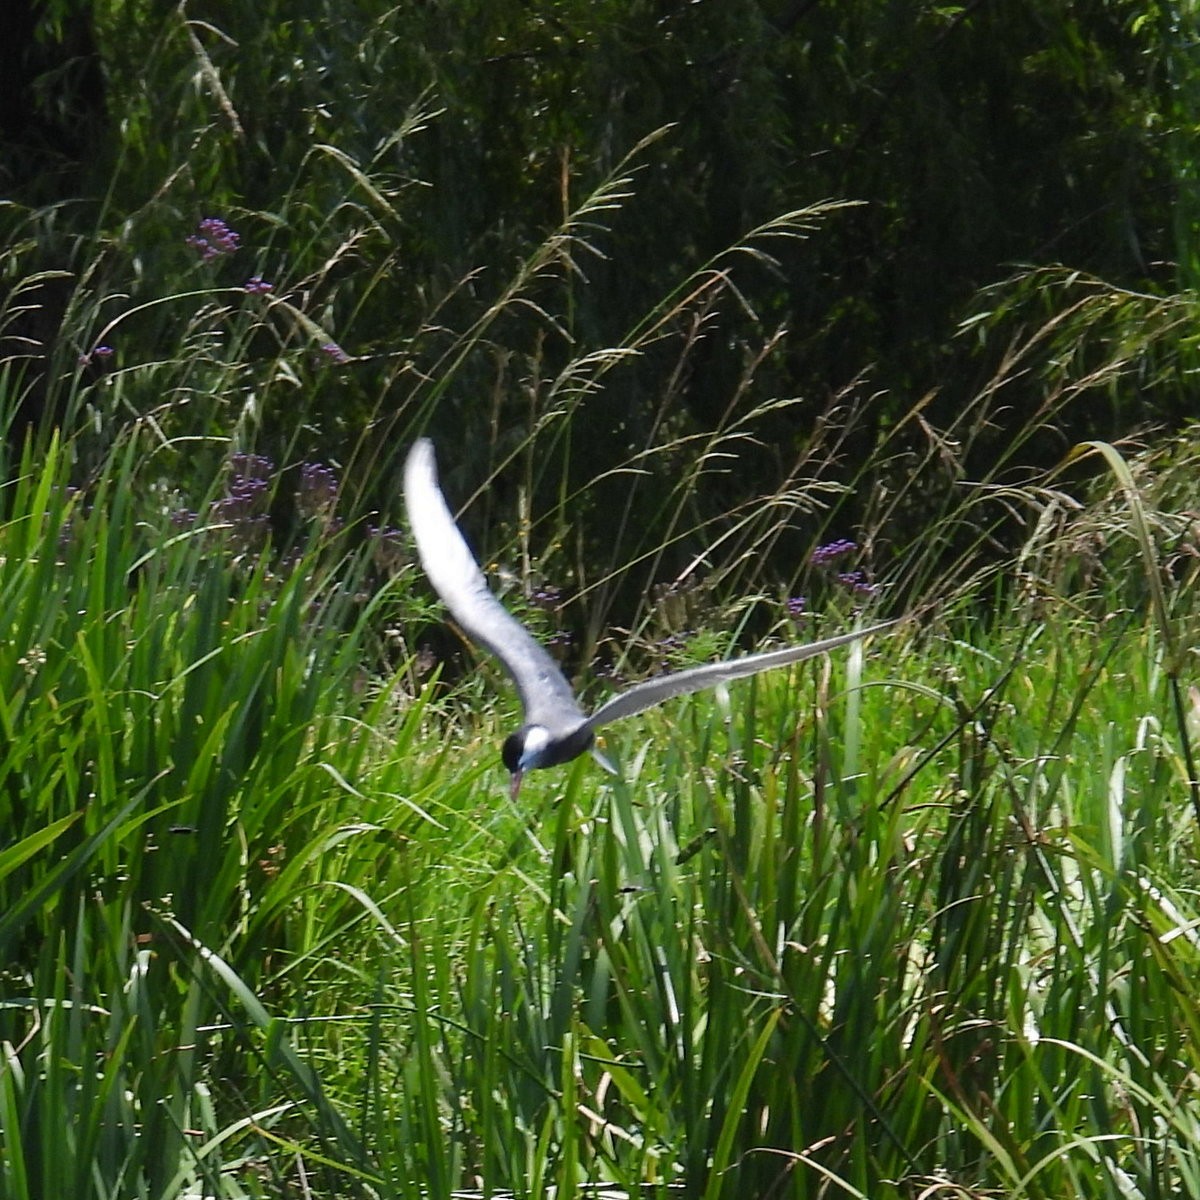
{"left": 502, "top": 724, "right": 553, "bottom": 800}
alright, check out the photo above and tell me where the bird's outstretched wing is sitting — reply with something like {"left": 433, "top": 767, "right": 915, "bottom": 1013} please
{"left": 404, "top": 439, "right": 585, "bottom": 731}
{"left": 584, "top": 620, "right": 898, "bottom": 731}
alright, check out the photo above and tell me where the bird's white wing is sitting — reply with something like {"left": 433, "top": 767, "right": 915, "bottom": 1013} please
{"left": 585, "top": 620, "right": 898, "bottom": 731}
{"left": 404, "top": 439, "right": 585, "bottom": 730}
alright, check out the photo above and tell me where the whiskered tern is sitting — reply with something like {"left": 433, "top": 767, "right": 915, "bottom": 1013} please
{"left": 404, "top": 438, "right": 897, "bottom": 797}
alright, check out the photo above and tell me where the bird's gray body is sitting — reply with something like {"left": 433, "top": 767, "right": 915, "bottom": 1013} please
{"left": 404, "top": 438, "right": 897, "bottom": 792}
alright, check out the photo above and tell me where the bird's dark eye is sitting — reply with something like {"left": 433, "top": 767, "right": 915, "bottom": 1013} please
{"left": 502, "top": 732, "right": 525, "bottom": 772}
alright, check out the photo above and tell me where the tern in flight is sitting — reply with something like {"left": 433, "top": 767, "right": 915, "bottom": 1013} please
{"left": 404, "top": 438, "right": 897, "bottom": 797}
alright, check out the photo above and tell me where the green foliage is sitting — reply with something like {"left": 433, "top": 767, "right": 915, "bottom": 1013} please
{"left": 0, "top": 421, "right": 399, "bottom": 1198}
{"left": 4, "top": 0, "right": 1196, "bottom": 602}
{"left": 3, "top": 3, "right": 1200, "bottom": 1197}
{"left": 0, "top": 402, "right": 1198, "bottom": 1196}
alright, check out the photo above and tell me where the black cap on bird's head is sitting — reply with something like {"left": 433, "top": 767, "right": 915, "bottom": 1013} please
{"left": 502, "top": 728, "right": 530, "bottom": 800}
{"left": 501, "top": 731, "right": 527, "bottom": 776}
{"left": 502, "top": 722, "right": 595, "bottom": 799}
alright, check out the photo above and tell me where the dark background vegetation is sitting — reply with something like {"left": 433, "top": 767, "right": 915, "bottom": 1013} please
{"left": 2, "top": 0, "right": 1196, "bottom": 617}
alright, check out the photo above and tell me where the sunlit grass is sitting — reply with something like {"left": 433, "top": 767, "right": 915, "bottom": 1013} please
{"left": 0, "top": 395, "right": 1198, "bottom": 1198}
{"left": 3, "top": 40, "right": 1200, "bottom": 1193}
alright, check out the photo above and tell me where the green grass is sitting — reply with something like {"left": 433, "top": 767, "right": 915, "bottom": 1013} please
{"left": 4, "top": 33, "right": 1200, "bottom": 1193}
{"left": 0, "top": 407, "right": 1197, "bottom": 1198}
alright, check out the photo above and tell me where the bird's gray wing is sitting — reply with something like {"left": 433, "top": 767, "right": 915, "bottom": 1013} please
{"left": 585, "top": 620, "right": 898, "bottom": 731}
{"left": 404, "top": 439, "right": 585, "bottom": 730}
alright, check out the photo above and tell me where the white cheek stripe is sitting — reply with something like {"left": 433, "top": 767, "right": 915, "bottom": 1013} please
{"left": 520, "top": 725, "right": 552, "bottom": 767}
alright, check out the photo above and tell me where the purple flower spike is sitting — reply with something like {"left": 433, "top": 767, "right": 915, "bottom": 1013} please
{"left": 188, "top": 217, "right": 241, "bottom": 261}
{"left": 368, "top": 524, "right": 407, "bottom": 573}
{"left": 230, "top": 452, "right": 274, "bottom": 482}
{"left": 216, "top": 477, "right": 269, "bottom": 520}
{"left": 79, "top": 344, "right": 115, "bottom": 367}
{"left": 297, "top": 461, "right": 339, "bottom": 518}
{"left": 244, "top": 275, "right": 273, "bottom": 294}
{"left": 212, "top": 459, "right": 272, "bottom": 554}
{"left": 531, "top": 585, "right": 562, "bottom": 610}
{"left": 811, "top": 538, "right": 857, "bottom": 568}
{"left": 319, "top": 342, "right": 350, "bottom": 365}
{"left": 79, "top": 343, "right": 114, "bottom": 366}
{"left": 836, "top": 570, "right": 878, "bottom": 597}
{"left": 786, "top": 595, "right": 807, "bottom": 618}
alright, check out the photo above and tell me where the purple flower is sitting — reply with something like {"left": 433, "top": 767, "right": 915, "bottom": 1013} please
{"left": 786, "top": 595, "right": 807, "bottom": 619}
{"left": 230, "top": 452, "right": 274, "bottom": 482}
{"left": 319, "top": 342, "right": 350, "bottom": 365}
{"left": 367, "top": 523, "right": 407, "bottom": 572}
{"left": 244, "top": 275, "right": 273, "bottom": 294}
{"left": 531, "top": 585, "right": 562, "bottom": 610}
{"left": 211, "top": 453, "right": 275, "bottom": 548}
{"left": 811, "top": 538, "right": 857, "bottom": 568}
{"left": 836, "top": 570, "right": 878, "bottom": 597}
{"left": 212, "top": 475, "right": 271, "bottom": 551}
{"left": 297, "top": 461, "right": 339, "bottom": 518}
{"left": 658, "top": 631, "right": 694, "bottom": 653}
{"left": 187, "top": 217, "right": 241, "bottom": 261}
{"left": 215, "top": 477, "right": 269, "bottom": 522}
{"left": 79, "top": 344, "right": 114, "bottom": 366}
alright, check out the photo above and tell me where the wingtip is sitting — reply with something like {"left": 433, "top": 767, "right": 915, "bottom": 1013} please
{"left": 404, "top": 437, "right": 438, "bottom": 498}
{"left": 406, "top": 435, "right": 435, "bottom": 470}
